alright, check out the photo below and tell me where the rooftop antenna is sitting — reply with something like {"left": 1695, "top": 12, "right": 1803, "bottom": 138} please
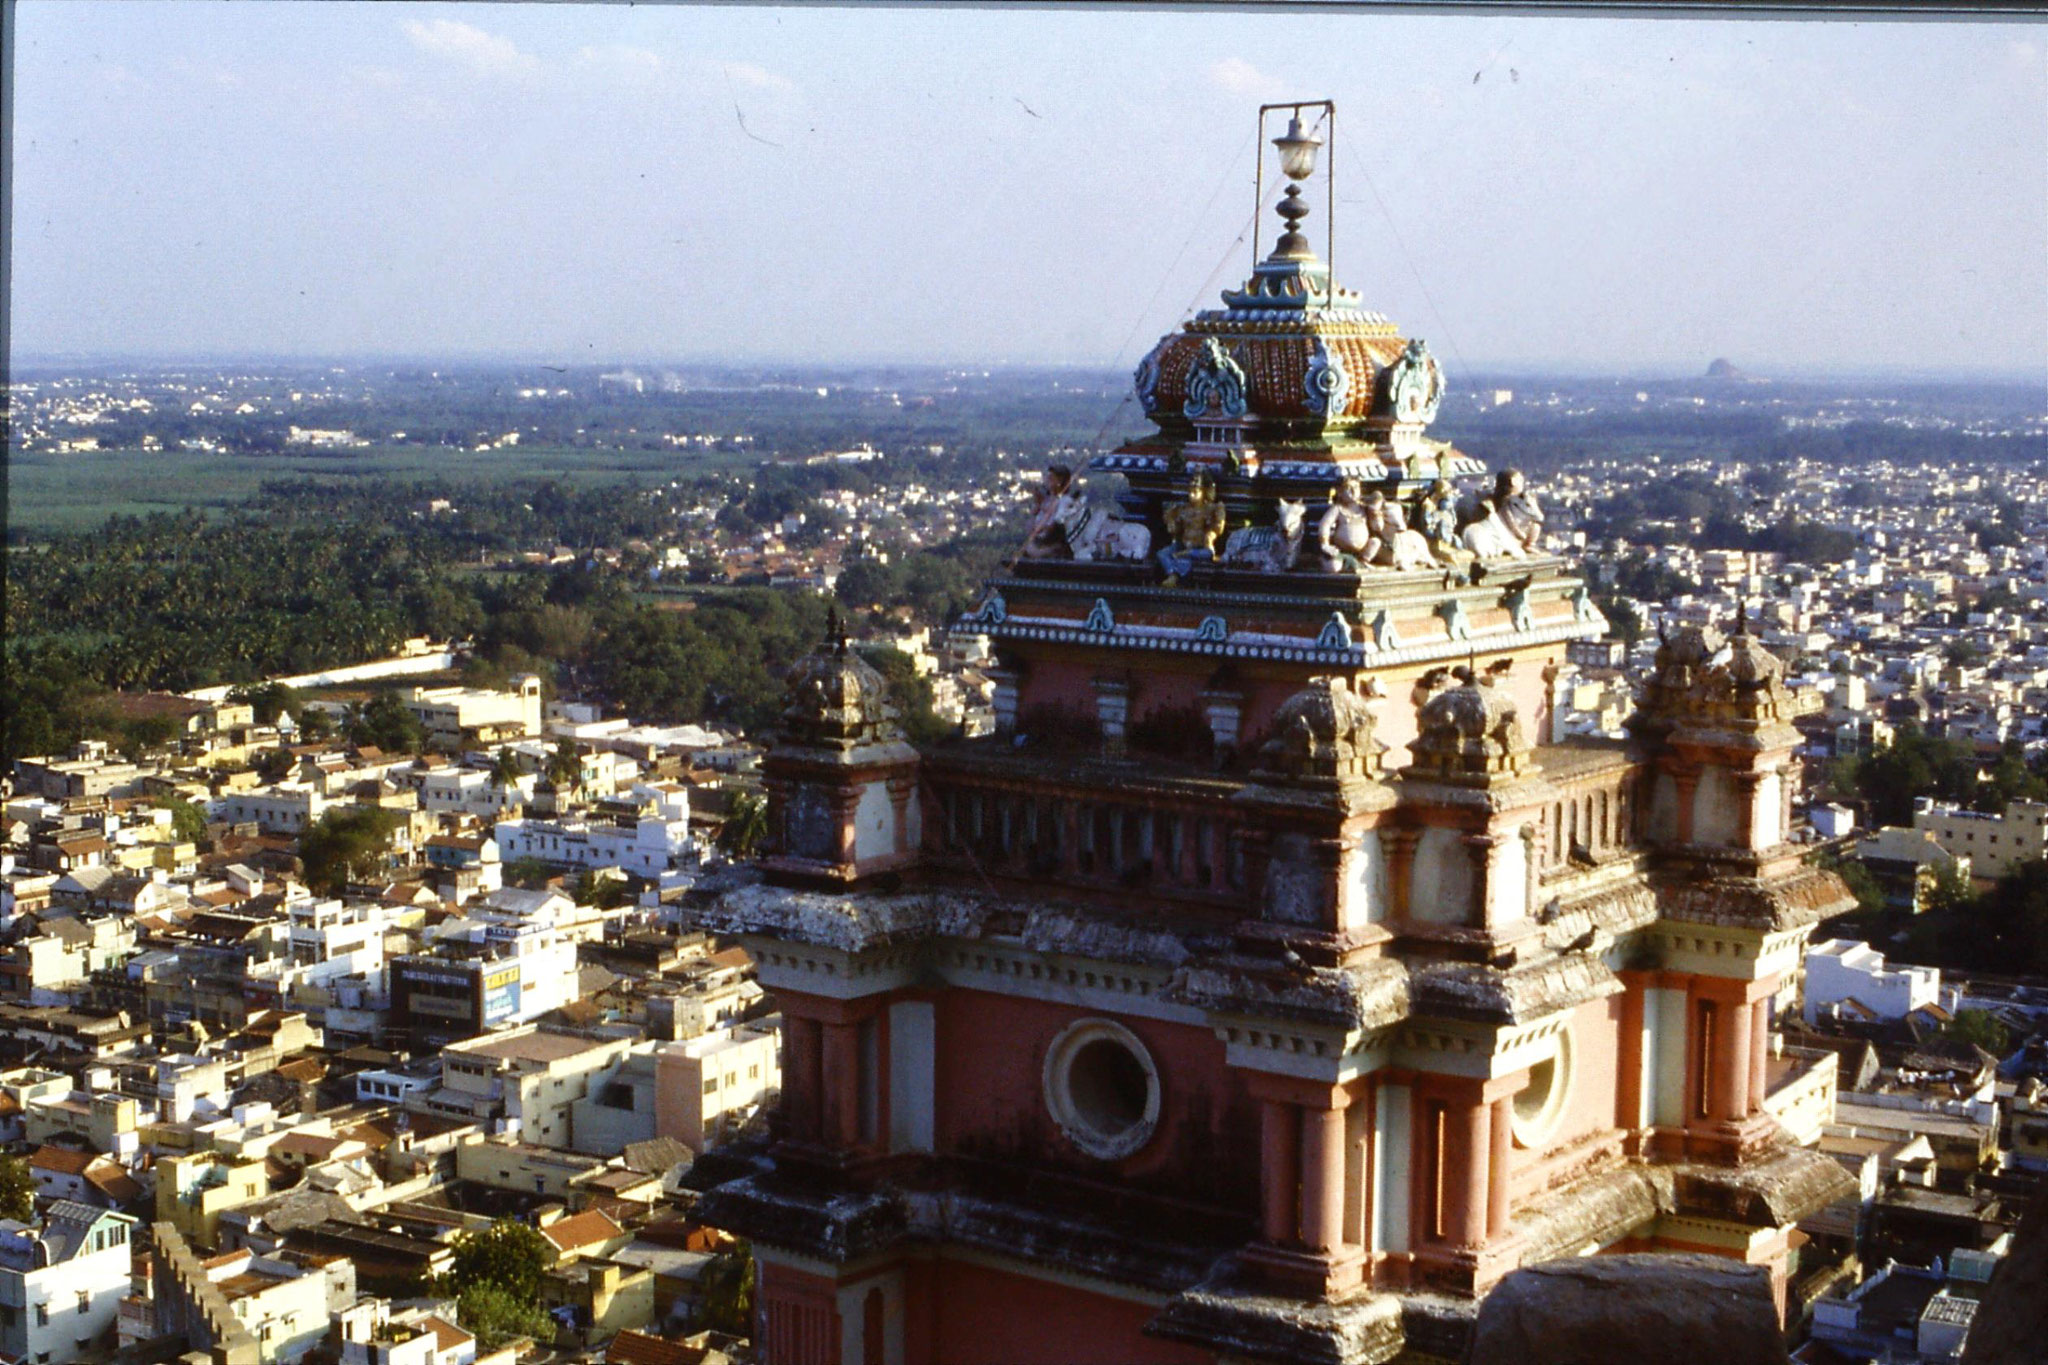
{"left": 1253, "top": 101, "right": 1335, "bottom": 297}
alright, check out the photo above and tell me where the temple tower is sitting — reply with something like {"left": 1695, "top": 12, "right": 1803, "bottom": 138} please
{"left": 699, "top": 103, "right": 1854, "bottom": 1365}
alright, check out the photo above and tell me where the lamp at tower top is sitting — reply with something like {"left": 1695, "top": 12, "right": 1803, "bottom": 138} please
{"left": 1272, "top": 111, "right": 1324, "bottom": 180}
{"left": 1252, "top": 100, "right": 1336, "bottom": 293}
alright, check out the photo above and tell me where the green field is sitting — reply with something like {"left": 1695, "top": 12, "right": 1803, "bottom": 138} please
{"left": 5, "top": 443, "right": 753, "bottom": 537}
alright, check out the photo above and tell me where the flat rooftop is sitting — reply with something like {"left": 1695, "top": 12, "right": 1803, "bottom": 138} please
{"left": 444, "top": 1030, "right": 609, "bottom": 1065}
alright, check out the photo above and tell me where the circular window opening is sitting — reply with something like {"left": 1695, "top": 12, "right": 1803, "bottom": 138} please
{"left": 1044, "top": 1019, "right": 1161, "bottom": 1161}
{"left": 1511, "top": 1029, "right": 1573, "bottom": 1148}
{"left": 1068, "top": 1038, "right": 1149, "bottom": 1138}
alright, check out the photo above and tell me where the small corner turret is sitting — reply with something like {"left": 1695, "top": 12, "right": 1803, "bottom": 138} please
{"left": 757, "top": 618, "right": 922, "bottom": 887}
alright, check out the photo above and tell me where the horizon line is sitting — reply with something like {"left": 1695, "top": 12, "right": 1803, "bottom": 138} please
{"left": 11, "top": 351, "right": 2048, "bottom": 388}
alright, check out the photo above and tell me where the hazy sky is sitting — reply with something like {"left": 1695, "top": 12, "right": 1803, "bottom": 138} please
{"left": 10, "top": 4, "right": 2046, "bottom": 377}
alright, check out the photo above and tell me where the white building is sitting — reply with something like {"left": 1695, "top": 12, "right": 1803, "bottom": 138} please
{"left": 1912, "top": 797, "right": 2048, "bottom": 880}
{"left": 0, "top": 1203, "right": 138, "bottom": 1365}
{"left": 1803, "top": 939, "right": 1959, "bottom": 1027}
{"left": 652, "top": 1019, "right": 782, "bottom": 1153}
{"left": 494, "top": 784, "right": 693, "bottom": 879}
{"left": 420, "top": 1026, "right": 637, "bottom": 1148}
{"left": 1809, "top": 803, "right": 1856, "bottom": 840}
{"left": 193, "top": 1247, "right": 355, "bottom": 1363}
{"left": 403, "top": 677, "right": 543, "bottom": 749}
{"left": 391, "top": 913, "right": 581, "bottom": 1047}
{"left": 338, "top": 1300, "right": 476, "bottom": 1365}
{"left": 214, "top": 784, "right": 330, "bottom": 835}
{"left": 417, "top": 768, "right": 533, "bottom": 820}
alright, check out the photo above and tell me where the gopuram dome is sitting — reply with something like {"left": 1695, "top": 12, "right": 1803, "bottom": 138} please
{"left": 1407, "top": 667, "right": 1531, "bottom": 784}
{"left": 1112, "top": 111, "right": 1486, "bottom": 489}
{"left": 1254, "top": 674, "right": 1385, "bottom": 783}
{"left": 780, "top": 629, "right": 899, "bottom": 751}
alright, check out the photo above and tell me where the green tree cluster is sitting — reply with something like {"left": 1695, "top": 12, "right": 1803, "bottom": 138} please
{"left": 861, "top": 646, "right": 954, "bottom": 745}
{"left": 0, "top": 1156, "right": 36, "bottom": 1221}
{"left": 1833, "top": 726, "right": 2012, "bottom": 828}
{"left": 439, "top": 1220, "right": 555, "bottom": 1350}
{"left": 151, "top": 796, "right": 209, "bottom": 845}
{"left": 298, "top": 806, "right": 402, "bottom": 896}
{"left": 347, "top": 691, "right": 428, "bottom": 754}
{"left": 696, "top": 1243, "right": 755, "bottom": 1335}
{"left": 1942, "top": 1009, "right": 2012, "bottom": 1056}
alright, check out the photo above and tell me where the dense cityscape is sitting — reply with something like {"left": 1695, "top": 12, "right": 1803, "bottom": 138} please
{"left": 7, "top": 5, "right": 2048, "bottom": 1359}
{"left": 7, "top": 345, "right": 2048, "bottom": 1363}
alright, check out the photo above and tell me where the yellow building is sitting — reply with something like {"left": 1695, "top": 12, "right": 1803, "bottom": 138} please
{"left": 155, "top": 1153, "right": 269, "bottom": 1251}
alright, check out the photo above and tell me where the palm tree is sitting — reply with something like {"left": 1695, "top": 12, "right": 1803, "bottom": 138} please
{"left": 544, "top": 740, "right": 582, "bottom": 795}
{"left": 488, "top": 748, "right": 525, "bottom": 790}
{"left": 718, "top": 791, "right": 769, "bottom": 861}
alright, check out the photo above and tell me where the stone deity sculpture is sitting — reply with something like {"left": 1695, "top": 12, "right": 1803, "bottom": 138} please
{"left": 1018, "top": 464, "right": 1075, "bottom": 561}
{"left": 1157, "top": 475, "right": 1227, "bottom": 585}
{"left": 1376, "top": 497, "right": 1438, "bottom": 571}
{"left": 1417, "top": 479, "right": 1470, "bottom": 567}
{"left": 1461, "top": 495, "right": 1530, "bottom": 561}
{"left": 1316, "top": 477, "right": 1380, "bottom": 572}
{"left": 1496, "top": 467, "right": 1546, "bottom": 553}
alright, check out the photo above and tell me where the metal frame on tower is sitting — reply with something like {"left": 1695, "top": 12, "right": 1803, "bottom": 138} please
{"left": 1252, "top": 100, "right": 1335, "bottom": 289}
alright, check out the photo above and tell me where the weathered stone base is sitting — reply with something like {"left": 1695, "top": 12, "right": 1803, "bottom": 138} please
{"left": 1146, "top": 1268, "right": 1409, "bottom": 1365}
{"left": 1238, "top": 1241, "right": 1367, "bottom": 1297}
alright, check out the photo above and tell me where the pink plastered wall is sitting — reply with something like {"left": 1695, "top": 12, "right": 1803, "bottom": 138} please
{"left": 906, "top": 1258, "right": 1212, "bottom": 1365}
{"left": 1510, "top": 994, "right": 1625, "bottom": 1206}
{"left": 930, "top": 986, "right": 1262, "bottom": 1216}
{"left": 1012, "top": 650, "right": 1558, "bottom": 771}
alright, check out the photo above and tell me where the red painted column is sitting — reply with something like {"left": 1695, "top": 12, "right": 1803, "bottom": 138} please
{"left": 1299, "top": 1103, "right": 1349, "bottom": 1253}
{"left": 1616, "top": 976, "right": 1646, "bottom": 1134}
{"left": 1717, "top": 991, "right": 1753, "bottom": 1122}
{"left": 1441, "top": 1090, "right": 1491, "bottom": 1249}
{"left": 1749, "top": 998, "right": 1771, "bottom": 1115}
{"left": 784, "top": 1015, "right": 823, "bottom": 1141}
{"left": 1261, "top": 1099, "right": 1302, "bottom": 1245}
{"left": 822, "top": 1022, "right": 861, "bottom": 1148}
{"left": 1487, "top": 1096, "right": 1513, "bottom": 1239}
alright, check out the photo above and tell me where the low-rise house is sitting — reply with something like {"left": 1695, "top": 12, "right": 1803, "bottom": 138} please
{"left": 27, "top": 1147, "right": 141, "bottom": 1211}
{"left": 542, "top": 1258, "right": 654, "bottom": 1351}
{"left": 2008, "top": 1077, "right": 2048, "bottom": 1174}
{"left": 421, "top": 1028, "right": 636, "bottom": 1148}
{"left": 388, "top": 912, "right": 580, "bottom": 1049}
{"left": 0, "top": 1202, "right": 139, "bottom": 1365}
{"left": 403, "top": 678, "right": 544, "bottom": 750}
{"left": 1804, "top": 940, "right": 1959, "bottom": 1027}
{"left": 338, "top": 1299, "right": 478, "bottom": 1365}
{"left": 0, "top": 913, "right": 140, "bottom": 1005}
{"left": 495, "top": 786, "right": 694, "bottom": 881}
{"left": 650, "top": 1020, "right": 780, "bottom": 1153}
{"left": 1854, "top": 827, "right": 1969, "bottom": 913}
{"left": 1911, "top": 796, "right": 2048, "bottom": 879}
{"left": 214, "top": 784, "right": 331, "bottom": 836}
{"left": 156, "top": 1152, "right": 270, "bottom": 1251}
{"left": 570, "top": 1048, "right": 664, "bottom": 1157}
{"left": 152, "top": 1222, "right": 354, "bottom": 1365}
{"left": 23, "top": 1085, "right": 141, "bottom": 1159}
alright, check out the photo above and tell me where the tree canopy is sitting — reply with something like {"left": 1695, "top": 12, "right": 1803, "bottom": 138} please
{"left": 298, "top": 806, "right": 402, "bottom": 896}
{"left": 0, "top": 1156, "right": 35, "bottom": 1222}
{"left": 439, "top": 1223, "right": 558, "bottom": 1354}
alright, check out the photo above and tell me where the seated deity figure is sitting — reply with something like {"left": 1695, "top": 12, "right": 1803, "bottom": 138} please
{"left": 1461, "top": 495, "right": 1530, "bottom": 561}
{"left": 1417, "top": 479, "right": 1470, "bottom": 566}
{"left": 1316, "top": 477, "right": 1381, "bottom": 572}
{"left": 1157, "top": 475, "right": 1226, "bottom": 585}
{"left": 1495, "top": 467, "right": 1546, "bottom": 552}
{"left": 1018, "top": 464, "right": 1075, "bottom": 561}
